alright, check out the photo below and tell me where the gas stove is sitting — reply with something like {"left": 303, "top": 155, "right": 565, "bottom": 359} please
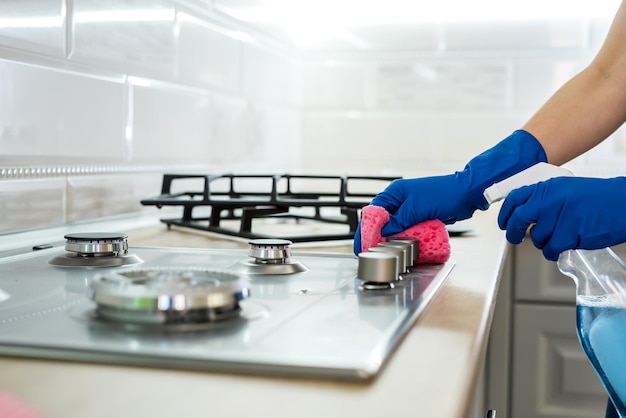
{"left": 140, "top": 173, "right": 400, "bottom": 242}
{"left": 0, "top": 232, "right": 454, "bottom": 381}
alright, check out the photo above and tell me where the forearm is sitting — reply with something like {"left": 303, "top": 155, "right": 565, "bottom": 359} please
{"left": 523, "top": 0, "right": 626, "bottom": 166}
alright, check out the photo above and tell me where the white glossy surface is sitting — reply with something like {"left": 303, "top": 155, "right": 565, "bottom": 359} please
{"left": 131, "top": 81, "right": 212, "bottom": 163}
{"left": 443, "top": 20, "right": 586, "bottom": 51}
{"left": 0, "top": 179, "right": 66, "bottom": 232}
{"left": 206, "top": 94, "right": 263, "bottom": 165}
{"left": 215, "top": 0, "right": 619, "bottom": 50}
{"left": 71, "top": 0, "right": 176, "bottom": 79}
{"left": 302, "top": 63, "right": 366, "bottom": 107}
{"left": 0, "top": 0, "right": 65, "bottom": 55}
{"left": 242, "top": 42, "right": 300, "bottom": 105}
{"left": 374, "top": 61, "right": 509, "bottom": 109}
{"left": 301, "top": 111, "right": 526, "bottom": 175}
{"left": 67, "top": 174, "right": 161, "bottom": 222}
{"left": 0, "top": 59, "right": 126, "bottom": 159}
{"left": 176, "top": 11, "right": 242, "bottom": 91}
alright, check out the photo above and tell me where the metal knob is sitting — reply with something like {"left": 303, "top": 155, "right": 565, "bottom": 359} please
{"left": 370, "top": 245, "right": 406, "bottom": 273}
{"left": 388, "top": 238, "right": 419, "bottom": 265}
{"left": 381, "top": 241, "right": 414, "bottom": 267}
{"left": 357, "top": 252, "right": 398, "bottom": 283}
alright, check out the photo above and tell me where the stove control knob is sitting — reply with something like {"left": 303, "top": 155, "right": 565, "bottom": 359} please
{"left": 357, "top": 252, "right": 398, "bottom": 284}
{"left": 379, "top": 241, "right": 414, "bottom": 268}
{"left": 369, "top": 245, "right": 406, "bottom": 274}
{"left": 248, "top": 239, "right": 293, "bottom": 263}
{"left": 388, "top": 238, "right": 419, "bottom": 265}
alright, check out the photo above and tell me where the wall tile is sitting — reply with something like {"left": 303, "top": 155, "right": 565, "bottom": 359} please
{"left": 374, "top": 61, "right": 510, "bottom": 109}
{"left": 444, "top": 20, "right": 586, "bottom": 51}
{"left": 301, "top": 111, "right": 526, "bottom": 177}
{"left": 259, "top": 105, "right": 302, "bottom": 170}
{"left": 0, "top": 59, "right": 126, "bottom": 159}
{"left": 301, "top": 111, "right": 437, "bottom": 176}
{"left": 205, "top": 94, "right": 263, "bottom": 165}
{"left": 242, "top": 42, "right": 300, "bottom": 105}
{"left": 131, "top": 81, "right": 212, "bottom": 163}
{"left": 341, "top": 24, "right": 439, "bottom": 51}
{"left": 67, "top": 173, "right": 162, "bottom": 222}
{"left": 175, "top": 11, "right": 242, "bottom": 92}
{"left": 0, "top": 0, "right": 65, "bottom": 56}
{"left": 0, "top": 179, "right": 65, "bottom": 232}
{"left": 302, "top": 63, "right": 366, "bottom": 108}
{"left": 513, "top": 59, "right": 584, "bottom": 111}
{"left": 71, "top": 0, "right": 176, "bottom": 80}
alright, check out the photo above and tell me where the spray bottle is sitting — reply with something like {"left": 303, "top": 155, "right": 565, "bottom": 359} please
{"left": 484, "top": 163, "right": 626, "bottom": 417}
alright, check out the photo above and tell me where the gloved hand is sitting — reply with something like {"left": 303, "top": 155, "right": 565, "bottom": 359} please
{"left": 354, "top": 130, "right": 547, "bottom": 254}
{"left": 498, "top": 176, "right": 626, "bottom": 261}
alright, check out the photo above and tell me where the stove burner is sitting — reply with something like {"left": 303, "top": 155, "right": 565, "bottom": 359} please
{"left": 90, "top": 267, "right": 249, "bottom": 326}
{"left": 230, "top": 239, "right": 308, "bottom": 275}
{"left": 49, "top": 232, "right": 143, "bottom": 268}
{"left": 140, "top": 173, "right": 400, "bottom": 242}
{"left": 356, "top": 251, "right": 399, "bottom": 291}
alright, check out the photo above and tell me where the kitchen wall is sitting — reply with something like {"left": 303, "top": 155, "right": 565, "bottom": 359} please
{"left": 0, "top": 1, "right": 623, "bottom": 234}
{"left": 0, "top": 0, "right": 301, "bottom": 233}
{"left": 298, "top": 17, "right": 626, "bottom": 177}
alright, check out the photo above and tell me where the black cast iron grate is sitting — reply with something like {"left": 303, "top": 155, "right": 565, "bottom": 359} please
{"left": 140, "top": 174, "right": 400, "bottom": 242}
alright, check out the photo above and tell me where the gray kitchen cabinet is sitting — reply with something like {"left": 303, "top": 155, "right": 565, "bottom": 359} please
{"left": 487, "top": 240, "right": 617, "bottom": 418}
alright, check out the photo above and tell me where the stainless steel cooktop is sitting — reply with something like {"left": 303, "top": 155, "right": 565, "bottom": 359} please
{"left": 0, "top": 235, "right": 454, "bottom": 381}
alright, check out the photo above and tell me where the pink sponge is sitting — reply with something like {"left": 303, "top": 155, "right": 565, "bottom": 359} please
{"left": 360, "top": 205, "right": 451, "bottom": 263}
{"left": 0, "top": 393, "right": 46, "bottom": 418}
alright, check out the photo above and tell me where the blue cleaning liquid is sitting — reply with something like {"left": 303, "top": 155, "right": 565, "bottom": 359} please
{"left": 577, "top": 296, "right": 626, "bottom": 417}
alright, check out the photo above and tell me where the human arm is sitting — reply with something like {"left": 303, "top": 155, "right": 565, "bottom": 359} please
{"left": 495, "top": 1, "right": 626, "bottom": 259}
{"left": 354, "top": 1, "right": 626, "bottom": 255}
{"left": 523, "top": 0, "right": 626, "bottom": 165}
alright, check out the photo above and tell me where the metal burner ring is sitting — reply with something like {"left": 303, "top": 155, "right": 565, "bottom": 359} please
{"left": 64, "top": 232, "right": 129, "bottom": 257}
{"left": 90, "top": 267, "right": 250, "bottom": 318}
{"left": 248, "top": 239, "right": 293, "bottom": 263}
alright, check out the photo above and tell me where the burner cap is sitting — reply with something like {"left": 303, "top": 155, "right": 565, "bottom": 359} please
{"left": 49, "top": 232, "right": 142, "bottom": 268}
{"left": 64, "top": 232, "right": 129, "bottom": 256}
{"left": 90, "top": 268, "right": 250, "bottom": 325}
{"left": 230, "top": 239, "right": 308, "bottom": 275}
{"left": 248, "top": 239, "right": 293, "bottom": 263}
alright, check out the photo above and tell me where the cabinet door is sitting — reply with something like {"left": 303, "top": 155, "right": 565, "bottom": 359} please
{"left": 511, "top": 304, "right": 607, "bottom": 418}
{"left": 514, "top": 241, "right": 576, "bottom": 303}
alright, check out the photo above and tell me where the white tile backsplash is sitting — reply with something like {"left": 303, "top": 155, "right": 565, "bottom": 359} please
{"left": 302, "top": 63, "right": 367, "bottom": 108}
{"left": 175, "top": 11, "right": 242, "bottom": 92}
{"left": 443, "top": 20, "right": 586, "bottom": 51}
{"left": 67, "top": 173, "right": 162, "bottom": 222}
{"left": 206, "top": 94, "right": 263, "bottom": 164}
{"left": 242, "top": 42, "right": 301, "bottom": 105}
{"left": 301, "top": 110, "right": 527, "bottom": 176}
{"left": 374, "top": 61, "right": 510, "bottom": 109}
{"left": 0, "top": 0, "right": 65, "bottom": 57}
{"left": 71, "top": 0, "right": 176, "bottom": 80}
{"left": 0, "top": 178, "right": 66, "bottom": 232}
{"left": 131, "top": 80, "right": 212, "bottom": 163}
{"left": 0, "top": 5, "right": 622, "bottom": 233}
{"left": 0, "top": 59, "right": 126, "bottom": 159}
{"left": 513, "top": 59, "right": 584, "bottom": 111}
{"left": 342, "top": 24, "right": 440, "bottom": 52}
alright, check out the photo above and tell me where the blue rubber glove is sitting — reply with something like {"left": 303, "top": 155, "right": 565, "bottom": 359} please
{"left": 498, "top": 176, "right": 626, "bottom": 261}
{"left": 354, "top": 130, "right": 548, "bottom": 254}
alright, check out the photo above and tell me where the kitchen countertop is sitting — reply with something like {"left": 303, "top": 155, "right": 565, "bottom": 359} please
{"left": 0, "top": 208, "right": 507, "bottom": 418}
